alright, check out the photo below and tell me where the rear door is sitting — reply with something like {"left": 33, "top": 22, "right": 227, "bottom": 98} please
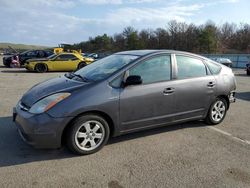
{"left": 119, "top": 54, "right": 176, "bottom": 132}
{"left": 171, "top": 54, "right": 216, "bottom": 121}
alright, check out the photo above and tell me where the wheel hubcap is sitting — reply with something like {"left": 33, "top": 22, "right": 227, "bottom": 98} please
{"left": 75, "top": 120, "right": 105, "bottom": 151}
{"left": 211, "top": 100, "right": 226, "bottom": 122}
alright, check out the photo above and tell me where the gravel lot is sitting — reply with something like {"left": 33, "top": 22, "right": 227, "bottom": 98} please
{"left": 0, "top": 56, "right": 249, "bottom": 188}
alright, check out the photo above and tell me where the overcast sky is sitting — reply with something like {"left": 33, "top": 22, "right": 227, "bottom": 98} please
{"left": 0, "top": 0, "right": 249, "bottom": 46}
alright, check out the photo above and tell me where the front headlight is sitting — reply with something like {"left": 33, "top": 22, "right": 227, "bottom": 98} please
{"left": 29, "top": 93, "right": 71, "bottom": 114}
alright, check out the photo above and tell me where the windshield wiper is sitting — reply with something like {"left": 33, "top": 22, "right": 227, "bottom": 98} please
{"left": 67, "top": 72, "right": 91, "bottom": 82}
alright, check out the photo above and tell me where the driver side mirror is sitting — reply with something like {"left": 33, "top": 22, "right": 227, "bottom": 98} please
{"left": 124, "top": 75, "right": 142, "bottom": 86}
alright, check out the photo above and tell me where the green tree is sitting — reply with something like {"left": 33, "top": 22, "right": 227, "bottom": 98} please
{"left": 199, "top": 22, "right": 218, "bottom": 53}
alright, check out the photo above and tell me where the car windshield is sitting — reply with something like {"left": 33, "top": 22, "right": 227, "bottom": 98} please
{"left": 73, "top": 54, "right": 138, "bottom": 82}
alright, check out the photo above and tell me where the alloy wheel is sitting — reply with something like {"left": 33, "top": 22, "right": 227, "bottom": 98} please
{"left": 74, "top": 120, "right": 105, "bottom": 151}
{"left": 211, "top": 100, "right": 226, "bottom": 122}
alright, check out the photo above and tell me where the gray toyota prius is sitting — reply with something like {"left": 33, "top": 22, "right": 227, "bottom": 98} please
{"left": 13, "top": 50, "right": 236, "bottom": 155}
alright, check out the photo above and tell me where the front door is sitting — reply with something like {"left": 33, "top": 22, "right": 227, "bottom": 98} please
{"left": 119, "top": 54, "right": 176, "bottom": 132}
{"left": 52, "top": 54, "right": 77, "bottom": 71}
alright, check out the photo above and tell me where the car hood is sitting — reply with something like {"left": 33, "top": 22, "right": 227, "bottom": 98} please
{"left": 21, "top": 75, "right": 87, "bottom": 107}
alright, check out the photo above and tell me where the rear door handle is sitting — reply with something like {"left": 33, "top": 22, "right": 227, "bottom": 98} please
{"left": 207, "top": 82, "right": 215, "bottom": 87}
{"left": 163, "top": 87, "right": 175, "bottom": 95}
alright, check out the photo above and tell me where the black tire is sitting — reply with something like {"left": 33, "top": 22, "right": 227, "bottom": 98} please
{"left": 205, "top": 97, "right": 228, "bottom": 125}
{"left": 247, "top": 70, "right": 250, "bottom": 76}
{"left": 35, "top": 63, "right": 47, "bottom": 73}
{"left": 4, "top": 59, "right": 11, "bottom": 67}
{"left": 77, "top": 62, "right": 87, "bottom": 70}
{"left": 66, "top": 114, "right": 110, "bottom": 155}
{"left": 5, "top": 62, "right": 11, "bottom": 67}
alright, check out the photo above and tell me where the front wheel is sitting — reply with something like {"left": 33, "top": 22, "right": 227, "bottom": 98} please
{"left": 205, "top": 98, "right": 228, "bottom": 125}
{"left": 35, "top": 63, "right": 47, "bottom": 73}
{"left": 77, "top": 62, "right": 86, "bottom": 70}
{"left": 247, "top": 70, "right": 250, "bottom": 75}
{"left": 66, "top": 114, "right": 110, "bottom": 155}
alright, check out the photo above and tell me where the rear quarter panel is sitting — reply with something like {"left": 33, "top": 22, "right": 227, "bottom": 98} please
{"left": 215, "top": 66, "right": 236, "bottom": 96}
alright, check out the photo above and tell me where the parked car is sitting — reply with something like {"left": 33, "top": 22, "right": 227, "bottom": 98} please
{"left": 87, "top": 53, "right": 101, "bottom": 60}
{"left": 246, "top": 62, "right": 250, "bottom": 75}
{"left": 82, "top": 53, "right": 109, "bottom": 61}
{"left": 13, "top": 50, "right": 236, "bottom": 155}
{"left": 25, "top": 52, "right": 94, "bottom": 73}
{"left": 3, "top": 50, "right": 53, "bottom": 67}
{"left": 214, "top": 58, "right": 233, "bottom": 67}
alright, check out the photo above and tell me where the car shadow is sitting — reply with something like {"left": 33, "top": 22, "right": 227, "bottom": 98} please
{"left": 236, "top": 92, "right": 250, "bottom": 101}
{"left": 1, "top": 70, "right": 66, "bottom": 74}
{"left": 1, "top": 69, "right": 32, "bottom": 73}
{"left": 0, "top": 65, "right": 26, "bottom": 69}
{"left": 0, "top": 116, "right": 205, "bottom": 168}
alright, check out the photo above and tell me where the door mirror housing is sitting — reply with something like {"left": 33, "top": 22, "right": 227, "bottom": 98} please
{"left": 124, "top": 75, "right": 142, "bottom": 86}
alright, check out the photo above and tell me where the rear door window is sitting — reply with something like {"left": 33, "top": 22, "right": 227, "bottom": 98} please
{"left": 176, "top": 55, "right": 207, "bottom": 79}
{"left": 26, "top": 51, "right": 37, "bottom": 57}
{"left": 56, "top": 54, "right": 77, "bottom": 61}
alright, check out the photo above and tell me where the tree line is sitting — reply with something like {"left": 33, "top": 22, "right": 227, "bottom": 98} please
{"left": 72, "top": 21, "right": 250, "bottom": 54}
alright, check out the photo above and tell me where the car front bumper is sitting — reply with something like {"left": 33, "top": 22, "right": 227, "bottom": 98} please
{"left": 25, "top": 64, "right": 35, "bottom": 71}
{"left": 13, "top": 105, "right": 72, "bottom": 149}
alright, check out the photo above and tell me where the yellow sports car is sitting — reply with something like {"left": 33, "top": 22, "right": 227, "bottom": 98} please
{"left": 25, "top": 52, "right": 94, "bottom": 73}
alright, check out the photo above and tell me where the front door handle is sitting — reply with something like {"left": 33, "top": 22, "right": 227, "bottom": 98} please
{"left": 163, "top": 87, "right": 175, "bottom": 95}
{"left": 207, "top": 82, "right": 215, "bottom": 87}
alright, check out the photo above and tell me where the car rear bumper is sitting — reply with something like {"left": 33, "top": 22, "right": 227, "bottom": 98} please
{"left": 13, "top": 105, "right": 72, "bottom": 149}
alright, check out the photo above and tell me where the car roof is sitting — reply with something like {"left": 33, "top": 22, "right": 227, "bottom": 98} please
{"left": 115, "top": 50, "right": 208, "bottom": 60}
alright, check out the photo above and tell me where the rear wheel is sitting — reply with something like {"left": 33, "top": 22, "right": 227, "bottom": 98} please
{"left": 66, "top": 114, "right": 110, "bottom": 155}
{"left": 77, "top": 62, "right": 87, "bottom": 70}
{"left": 35, "top": 63, "right": 47, "bottom": 73}
{"left": 205, "top": 98, "right": 228, "bottom": 125}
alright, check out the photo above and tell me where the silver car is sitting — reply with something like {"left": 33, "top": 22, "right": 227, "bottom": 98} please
{"left": 13, "top": 50, "right": 236, "bottom": 155}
